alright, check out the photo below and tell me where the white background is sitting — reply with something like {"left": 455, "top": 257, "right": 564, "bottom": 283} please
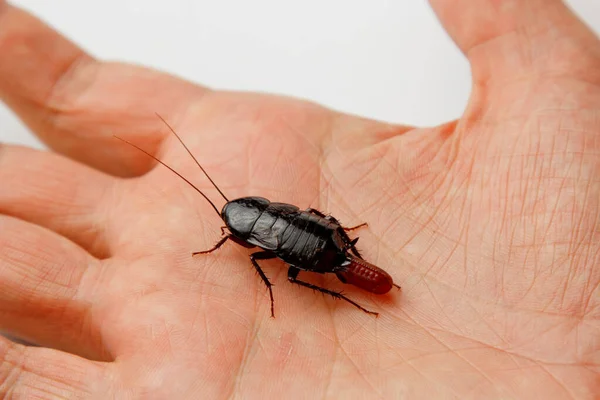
{"left": 1, "top": 0, "right": 599, "bottom": 149}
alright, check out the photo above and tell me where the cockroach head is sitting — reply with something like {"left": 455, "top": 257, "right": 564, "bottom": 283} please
{"left": 221, "top": 196, "right": 270, "bottom": 239}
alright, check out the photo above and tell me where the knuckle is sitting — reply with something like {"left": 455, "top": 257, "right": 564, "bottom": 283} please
{"left": 45, "top": 53, "right": 95, "bottom": 115}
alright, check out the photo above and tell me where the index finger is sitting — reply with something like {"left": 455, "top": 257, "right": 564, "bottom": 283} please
{"left": 0, "top": 3, "right": 209, "bottom": 176}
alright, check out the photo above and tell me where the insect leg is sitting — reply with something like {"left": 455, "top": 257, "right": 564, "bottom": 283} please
{"left": 343, "top": 222, "right": 367, "bottom": 232}
{"left": 325, "top": 215, "right": 367, "bottom": 258}
{"left": 305, "top": 207, "right": 327, "bottom": 218}
{"left": 192, "top": 235, "right": 231, "bottom": 256}
{"left": 249, "top": 251, "right": 277, "bottom": 318}
{"left": 287, "top": 267, "right": 378, "bottom": 316}
{"left": 336, "top": 226, "right": 363, "bottom": 258}
{"left": 346, "top": 240, "right": 362, "bottom": 258}
{"left": 306, "top": 208, "right": 367, "bottom": 231}
{"left": 344, "top": 237, "right": 360, "bottom": 252}
{"left": 305, "top": 208, "right": 365, "bottom": 257}
{"left": 313, "top": 210, "right": 368, "bottom": 232}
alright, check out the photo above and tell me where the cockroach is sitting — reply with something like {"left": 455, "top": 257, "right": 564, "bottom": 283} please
{"left": 115, "top": 114, "right": 400, "bottom": 317}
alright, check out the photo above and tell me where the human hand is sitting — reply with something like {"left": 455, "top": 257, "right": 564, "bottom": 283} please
{"left": 0, "top": 1, "right": 598, "bottom": 398}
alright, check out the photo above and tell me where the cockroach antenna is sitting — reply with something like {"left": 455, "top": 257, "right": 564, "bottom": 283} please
{"left": 112, "top": 135, "right": 223, "bottom": 219}
{"left": 154, "top": 113, "right": 229, "bottom": 203}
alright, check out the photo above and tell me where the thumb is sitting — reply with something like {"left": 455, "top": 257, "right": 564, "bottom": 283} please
{"left": 429, "top": 0, "right": 600, "bottom": 84}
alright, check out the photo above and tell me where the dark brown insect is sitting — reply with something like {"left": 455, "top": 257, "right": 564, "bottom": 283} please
{"left": 116, "top": 114, "right": 400, "bottom": 317}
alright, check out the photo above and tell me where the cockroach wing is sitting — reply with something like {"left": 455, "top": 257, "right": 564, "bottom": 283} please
{"left": 245, "top": 212, "right": 286, "bottom": 250}
{"left": 267, "top": 203, "right": 300, "bottom": 214}
{"left": 246, "top": 232, "right": 279, "bottom": 250}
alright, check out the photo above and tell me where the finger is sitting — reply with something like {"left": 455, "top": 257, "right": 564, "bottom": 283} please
{"left": 0, "top": 336, "right": 108, "bottom": 398}
{"left": 0, "top": 144, "right": 114, "bottom": 258}
{"left": 0, "top": 215, "right": 109, "bottom": 362}
{"left": 0, "top": 4, "right": 209, "bottom": 176}
{"left": 429, "top": 0, "right": 600, "bottom": 83}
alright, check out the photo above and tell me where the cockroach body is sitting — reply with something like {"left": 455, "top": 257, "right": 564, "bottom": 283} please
{"left": 116, "top": 114, "right": 400, "bottom": 318}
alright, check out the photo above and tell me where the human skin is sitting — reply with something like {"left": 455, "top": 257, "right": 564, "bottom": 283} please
{"left": 0, "top": 0, "right": 599, "bottom": 398}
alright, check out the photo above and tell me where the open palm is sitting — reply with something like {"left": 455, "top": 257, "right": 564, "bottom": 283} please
{"left": 1, "top": 1, "right": 599, "bottom": 399}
